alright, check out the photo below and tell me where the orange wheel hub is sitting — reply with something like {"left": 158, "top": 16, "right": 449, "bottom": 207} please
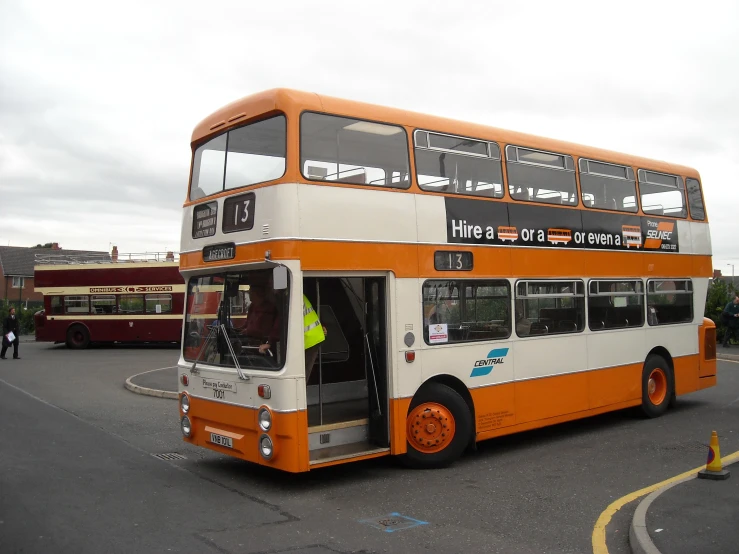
{"left": 407, "top": 402, "right": 456, "bottom": 454}
{"left": 648, "top": 368, "right": 667, "bottom": 405}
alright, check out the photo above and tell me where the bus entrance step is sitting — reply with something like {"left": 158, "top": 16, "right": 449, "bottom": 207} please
{"left": 309, "top": 421, "right": 368, "bottom": 452}
{"left": 309, "top": 441, "right": 389, "bottom": 465}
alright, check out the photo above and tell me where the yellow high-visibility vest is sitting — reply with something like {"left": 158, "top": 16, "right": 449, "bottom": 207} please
{"left": 303, "top": 295, "right": 325, "bottom": 349}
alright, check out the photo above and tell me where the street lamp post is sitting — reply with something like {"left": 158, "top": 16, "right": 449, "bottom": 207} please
{"left": 729, "top": 264, "right": 736, "bottom": 291}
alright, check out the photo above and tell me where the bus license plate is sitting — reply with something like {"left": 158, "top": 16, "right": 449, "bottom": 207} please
{"left": 210, "top": 433, "right": 233, "bottom": 449}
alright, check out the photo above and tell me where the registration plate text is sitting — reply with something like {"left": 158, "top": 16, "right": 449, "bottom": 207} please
{"left": 210, "top": 433, "right": 233, "bottom": 449}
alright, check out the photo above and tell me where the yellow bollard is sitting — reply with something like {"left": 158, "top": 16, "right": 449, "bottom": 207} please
{"left": 698, "top": 431, "right": 731, "bottom": 480}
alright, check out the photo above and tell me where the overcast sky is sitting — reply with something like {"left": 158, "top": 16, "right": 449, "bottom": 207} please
{"left": 1, "top": 0, "right": 737, "bottom": 273}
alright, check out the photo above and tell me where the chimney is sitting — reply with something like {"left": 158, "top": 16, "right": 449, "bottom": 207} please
{"left": 166, "top": 251, "right": 175, "bottom": 262}
{"left": 52, "top": 242, "right": 60, "bottom": 250}
{"left": 111, "top": 245, "right": 119, "bottom": 262}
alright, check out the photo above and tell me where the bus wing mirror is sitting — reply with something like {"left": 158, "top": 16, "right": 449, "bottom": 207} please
{"left": 273, "top": 266, "right": 288, "bottom": 290}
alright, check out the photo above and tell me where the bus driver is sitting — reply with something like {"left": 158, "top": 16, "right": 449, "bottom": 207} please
{"left": 242, "top": 277, "right": 327, "bottom": 380}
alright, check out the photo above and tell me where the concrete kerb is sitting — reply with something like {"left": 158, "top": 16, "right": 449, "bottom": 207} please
{"left": 124, "top": 366, "right": 178, "bottom": 400}
{"left": 629, "top": 474, "right": 695, "bottom": 554}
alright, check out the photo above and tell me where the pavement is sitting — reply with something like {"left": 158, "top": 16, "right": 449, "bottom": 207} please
{"left": 627, "top": 345, "right": 739, "bottom": 554}
{"left": 125, "top": 365, "right": 178, "bottom": 399}
{"left": 717, "top": 343, "right": 739, "bottom": 361}
{"left": 632, "top": 460, "right": 738, "bottom": 554}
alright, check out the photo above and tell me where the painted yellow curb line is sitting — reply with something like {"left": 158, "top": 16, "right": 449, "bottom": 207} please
{"left": 592, "top": 449, "right": 739, "bottom": 554}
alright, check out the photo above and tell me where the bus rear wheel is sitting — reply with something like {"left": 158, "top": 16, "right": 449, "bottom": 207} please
{"left": 403, "top": 382, "right": 472, "bottom": 469}
{"left": 66, "top": 325, "right": 90, "bottom": 349}
{"left": 641, "top": 355, "right": 674, "bottom": 418}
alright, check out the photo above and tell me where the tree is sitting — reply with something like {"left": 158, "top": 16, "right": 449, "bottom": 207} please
{"left": 33, "top": 243, "right": 54, "bottom": 248}
{"left": 705, "top": 279, "right": 736, "bottom": 342}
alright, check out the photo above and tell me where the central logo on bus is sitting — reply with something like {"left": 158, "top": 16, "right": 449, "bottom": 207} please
{"left": 470, "top": 348, "right": 509, "bottom": 377}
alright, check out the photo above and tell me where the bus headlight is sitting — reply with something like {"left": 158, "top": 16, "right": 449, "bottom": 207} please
{"left": 258, "top": 407, "right": 272, "bottom": 432}
{"left": 181, "top": 415, "right": 192, "bottom": 437}
{"left": 259, "top": 434, "right": 274, "bottom": 459}
{"left": 180, "top": 393, "right": 190, "bottom": 414}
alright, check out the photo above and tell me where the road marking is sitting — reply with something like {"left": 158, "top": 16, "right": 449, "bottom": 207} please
{"left": 592, "top": 450, "right": 739, "bottom": 554}
{"left": 718, "top": 358, "right": 739, "bottom": 365}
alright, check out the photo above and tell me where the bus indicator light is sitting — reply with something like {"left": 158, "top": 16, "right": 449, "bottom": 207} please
{"left": 181, "top": 374, "right": 189, "bottom": 386}
{"left": 405, "top": 351, "right": 416, "bottom": 363}
{"left": 258, "top": 385, "right": 271, "bottom": 399}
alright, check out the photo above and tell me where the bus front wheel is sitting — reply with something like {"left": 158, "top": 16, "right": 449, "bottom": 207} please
{"left": 641, "top": 355, "right": 674, "bottom": 418}
{"left": 66, "top": 325, "right": 90, "bottom": 349}
{"left": 403, "top": 382, "right": 472, "bottom": 469}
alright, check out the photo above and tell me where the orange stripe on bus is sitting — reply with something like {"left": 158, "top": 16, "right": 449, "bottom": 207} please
{"left": 182, "top": 240, "right": 711, "bottom": 279}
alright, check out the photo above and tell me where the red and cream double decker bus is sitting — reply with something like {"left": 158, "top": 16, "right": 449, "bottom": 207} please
{"left": 177, "top": 89, "right": 715, "bottom": 473}
{"left": 34, "top": 251, "right": 184, "bottom": 349}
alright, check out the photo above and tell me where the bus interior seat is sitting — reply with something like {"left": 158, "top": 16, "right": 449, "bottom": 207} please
{"left": 336, "top": 171, "right": 366, "bottom": 184}
{"left": 307, "top": 166, "right": 328, "bottom": 180}
{"left": 512, "top": 187, "right": 531, "bottom": 201}
{"left": 644, "top": 206, "right": 664, "bottom": 215}
{"left": 608, "top": 198, "right": 618, "bottom": 210}
{"left": 558, "top": 320, "right": 577, "bottom": 332}
{"left": 583, "top": 196, "right": 594, "bottom": 207}
{"left": 529, "top": 322, "right": 548, "bottom": 335}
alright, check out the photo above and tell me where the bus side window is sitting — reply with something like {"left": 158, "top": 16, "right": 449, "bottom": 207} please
{"left": 51, "top": 296, "right": 63, "bottom": 315}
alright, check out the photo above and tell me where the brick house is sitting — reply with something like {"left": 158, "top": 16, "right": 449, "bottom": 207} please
{"left": 712, "top": 269, "right": 738, "bottom": 290}
{"left": 0, "top": 244, "right": 109, "bottom": 306}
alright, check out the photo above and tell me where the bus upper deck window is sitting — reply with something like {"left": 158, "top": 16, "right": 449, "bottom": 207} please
{"left": 415, "top": 130, "right": 503, "bottom": 199}
{"left": 190, "top": 115, "right": 287, "bottom": 200}
{"left": 685, "top": 178, "right": 705, "bottom": 220}
{"left": 301, "top": 112, "right": 410, "bottom": 189}
{"left": 506, "top": 146, "right": 577, "bottom": 206}
{"left": 638, "top": 170, "right": 687, "bottom": 218}
{"left": 579, "top": 159, "right": 637, "bottom": 213}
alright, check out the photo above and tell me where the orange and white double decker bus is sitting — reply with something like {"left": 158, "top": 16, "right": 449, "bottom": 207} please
{"left": 177, "top": 89, "right": 715, "bottom": 472}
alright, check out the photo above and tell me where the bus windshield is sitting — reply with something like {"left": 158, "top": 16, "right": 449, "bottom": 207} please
{"left": 184, "top": 269, "right": 288, "bottom": 370}
{"left": 190, "top": 115, "right": 287, "bottom": 200}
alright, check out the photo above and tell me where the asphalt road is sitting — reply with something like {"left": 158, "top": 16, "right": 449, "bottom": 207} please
{"left": 1, "top": 342, "right": 737, "bottom": 554}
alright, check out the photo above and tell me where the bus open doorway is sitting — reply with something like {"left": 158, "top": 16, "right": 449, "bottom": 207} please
{"left": 304, "top": 276, "right": 390, "bottom": 464}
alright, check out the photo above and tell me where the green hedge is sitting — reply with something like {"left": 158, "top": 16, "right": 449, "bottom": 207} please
{"left": 0, "top": 304, "right": 40, "bottom": 335}
{"left": 704, "top": 279, "right": 737, "bottom": 343}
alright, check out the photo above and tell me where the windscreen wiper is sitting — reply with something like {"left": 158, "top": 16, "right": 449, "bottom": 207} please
{"left": 189, "top": 324, "right": 217, "bottom": 375}
{"left": 219, "top": 324, "right": 250, "bottom": 381}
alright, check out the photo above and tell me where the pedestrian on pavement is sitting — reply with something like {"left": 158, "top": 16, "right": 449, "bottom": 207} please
{"left": 1, "top": 307, "right": 21, "bottom": 360}
{"left": 722, "top": 294, "right": 739, "bottom": 347}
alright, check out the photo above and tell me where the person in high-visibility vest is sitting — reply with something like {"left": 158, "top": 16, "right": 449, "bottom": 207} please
{"left": 303, "top": 294, "right": 326, "bottom": 381}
